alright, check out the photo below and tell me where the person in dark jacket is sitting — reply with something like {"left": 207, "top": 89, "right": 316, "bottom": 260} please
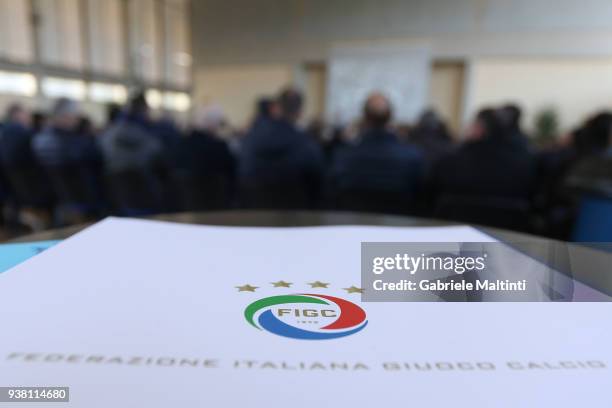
{"left": 408, "top": 109, "right": 454, "bottom": 172}
{"left": 329, "top": 92, "right": 423, "bottom": 214}
{"left": 431, "top": 108, "right": 536, "bottom": 200}
{"left": 564, "top": 112, "right": 612, "bottom": 196}
{"left": 174, "top": 106, "right": 236, "bottom": 210}
{"left": 499, "top": 104, "right": 530, "bottom": 149}
{"left": 32, "top": 99, "right": 100, "bottom": 169}
{"left": 0, "top": 104, "right": 35, "bottom": 211}
{"left": 249, "top": 97, "right": 278, "bottom": 133}
{"left": 238, "top": 87, "right": 323, "bottom": 209}
{"left": 32, "top": 99, "right": 102, "bottom": 219}
{"left": 0, "top": 104, "right": 54, "bottom": 228}
{"left": 99, "top": 93, "right": 165, "bottom": 174}
{"left": 428, "top": 109, "right": 537, "bottom": 230}
{"left": 99, "top": 92, "right": 171, "bottom": 214}
{"left": 0, "top": 104, "right": 35, "bottom": 168}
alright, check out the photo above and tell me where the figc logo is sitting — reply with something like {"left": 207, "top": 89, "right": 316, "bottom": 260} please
{"left": 244, "top": 294, "right": 368, "bottom": 340}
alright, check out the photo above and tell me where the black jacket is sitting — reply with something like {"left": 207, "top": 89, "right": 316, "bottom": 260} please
{"left": 431, "top": 138, "right": 536, "bottom": 199}
{"left": 238, "top": 119, "right": 323, "bottom": 200}
{"left": 330, "top": 129, "right": 423, "bottom": 195}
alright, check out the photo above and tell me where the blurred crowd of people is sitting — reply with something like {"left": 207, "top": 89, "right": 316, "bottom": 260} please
{"left": 0, "top": 87, "right": 610, "bottom": 240}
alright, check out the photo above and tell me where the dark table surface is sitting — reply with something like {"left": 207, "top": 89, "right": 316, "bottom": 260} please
{"left": 11, "top": 210, "right": 612, "bottom": 297}
{"left": 12, "top": 210, "right": 536, "bottom": 241}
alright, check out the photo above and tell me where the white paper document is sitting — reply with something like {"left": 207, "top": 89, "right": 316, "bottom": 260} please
{"left": 0, "top": 218, "right": 610, "bottom": 407}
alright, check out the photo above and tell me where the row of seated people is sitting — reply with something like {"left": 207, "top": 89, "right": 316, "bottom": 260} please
{"left": 0, "top": 88, "right": 610, "bottom": 240}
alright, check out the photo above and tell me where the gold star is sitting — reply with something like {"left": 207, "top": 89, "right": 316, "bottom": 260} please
{"left": 343, "top": 286, "right": 364, "bottom": 294}
{"left": 236, "top": 284, "right": 258, "bottom": 292}
{"left": 308, "top": 281, "right": 329, "bottom": 288}
{"left": 271, "top": 280, "right": 292, "bottom": 288}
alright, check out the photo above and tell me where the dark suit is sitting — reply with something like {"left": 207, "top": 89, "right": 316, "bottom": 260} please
{"left": 431, "top": 138, "right": 536, "bottom": 199}
{"left": 173, "top": 130, "right": 236, "bottom": 210}
{"left": 176, "top": 130, "right": 235, "bottom": 179}
{"left": 0, "top": 122, "right": 53, "bottom": 207}
{"left": 238, "top": 118, "right": 323, "bottom": 208}
{"left": 429, "top": 137, "right": 537, "bottom": 230}
{"left": 565, "top": 149, "right": 612, "bottom": 197}
{"left": 329, "top": 129, "right": 423, "bottom": 213}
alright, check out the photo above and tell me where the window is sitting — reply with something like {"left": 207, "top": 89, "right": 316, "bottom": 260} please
{"left": 163, "top": 0, "right": 192, "bottom": 87}
{"left": 163, "top": 91, "right": 191, "bottom": 111}
{"left": 129, "top": 0, "right": 162, "bottom": 83}
{"left": 41, "top": 77, "right": 87, "bottom": 100}
{"left": 89, "top": 82, "right": 128, "bottom": 103}
{"left": 34, "top": 0, "right": 84, "bottom": 69}
{"left": 0, "top": 71, "right": 37, "bottom": 96}
{"left": 145, "top": 89, "right": 163, "bottom": 109}
{"left": 86, "top": 0, "right": 125, "bottom": 75}
{"left": 0, "top": 0, "right": 34, "bottom": 63}
{"left": 146, "top": 89, "right": 190, "bottom": 111}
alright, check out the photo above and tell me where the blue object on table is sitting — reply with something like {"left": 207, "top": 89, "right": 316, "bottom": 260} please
{"left": 0, "top": 240, "right": 60, "bottom": 273}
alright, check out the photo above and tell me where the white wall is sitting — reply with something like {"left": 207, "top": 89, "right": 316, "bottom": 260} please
{"left": 467, "top": 57, "right": 612, "bottom": 132}
{"left": 192, "top": 0, "right": 612, "bottom": 65}
{"left": 35, "top": 0, "right": 84, "bottom": 70}
{"left": 86, "top": 0, "right": 125, "bottom": 76}
{"left": 429, "top": 62, "right": 465, "bottom": 133}
{"left": 0, "top": 0, "right": 34, "bottom": 63}
{"left": 195, "top": 64, "right": 294, "bottom": 128}
{"left": 191, "top": 0, "right": 612, "bottom": 131}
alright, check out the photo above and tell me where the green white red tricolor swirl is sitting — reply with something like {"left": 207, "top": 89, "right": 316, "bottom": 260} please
{"left": 244, "top": 294, "right": 368, "bottom": 340}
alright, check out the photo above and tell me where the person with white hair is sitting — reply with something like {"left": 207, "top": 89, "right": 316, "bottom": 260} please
{"left": 192, "top": 105, "right": 226, "bottom": 134}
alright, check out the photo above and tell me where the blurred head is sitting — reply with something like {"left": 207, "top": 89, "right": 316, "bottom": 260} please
{"left": 363, "top": 92, "right": 392, "bottom": 129}
{"left": 77, "top": 116, "right": 94, "bottom": 136}
{"left": 417, "top": 109, "right": 445, "bottom": 131}
{"left": 5, "top": 103, "right": 30, "bottom": 126}
{"left": 256, "top": 97, "right": 278, "bottom": 119}
{"left": 499, "top": 104, "right": 522, "bottom": 131}
{"left": 411, "top": 109, "right": 452, "bottom": 143}
{"left": 32, "top": 111, "right": 47, "bottom": 133}
{"left": 578, "top": 111, "right": 612, "bottom": 153}
{"left": 127, "top": 91, "right": 149, "bottom": 119}
{"left": 467, "top": 108, "right": 505, "bottom": 141}
{"left": 192, "top": 105, "right": 226, "bottom": 134}
{"left": 106, "top": 103, "right": 122, "bottom": 124}
{"left": 51, "top": 98, "right": 80, "bottom": 131}
{"left": 277, "top": 87, "right": 303, "bottom": 122}
{"left": 306, "top": 118, "right": 326, "bottom": 142}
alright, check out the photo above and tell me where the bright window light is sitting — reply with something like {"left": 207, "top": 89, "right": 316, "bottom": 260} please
{"left": 146, "top": 89, "right": 163, "bottom": 109}
{"left": 0, "top": 71, "right": 37, "bottom": 96}
{"left": 89, "top": 82, "right": 128, "bottom": 103}
{"left": 162, "top": 91, "right": 191, "bottom": 112}
{"left": 41, "top": 77, "right": 87, "bottom": 100}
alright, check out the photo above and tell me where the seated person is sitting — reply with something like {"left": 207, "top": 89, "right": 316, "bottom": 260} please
{"left": 328, "top": 93, "right": 423, "bottom": 213}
